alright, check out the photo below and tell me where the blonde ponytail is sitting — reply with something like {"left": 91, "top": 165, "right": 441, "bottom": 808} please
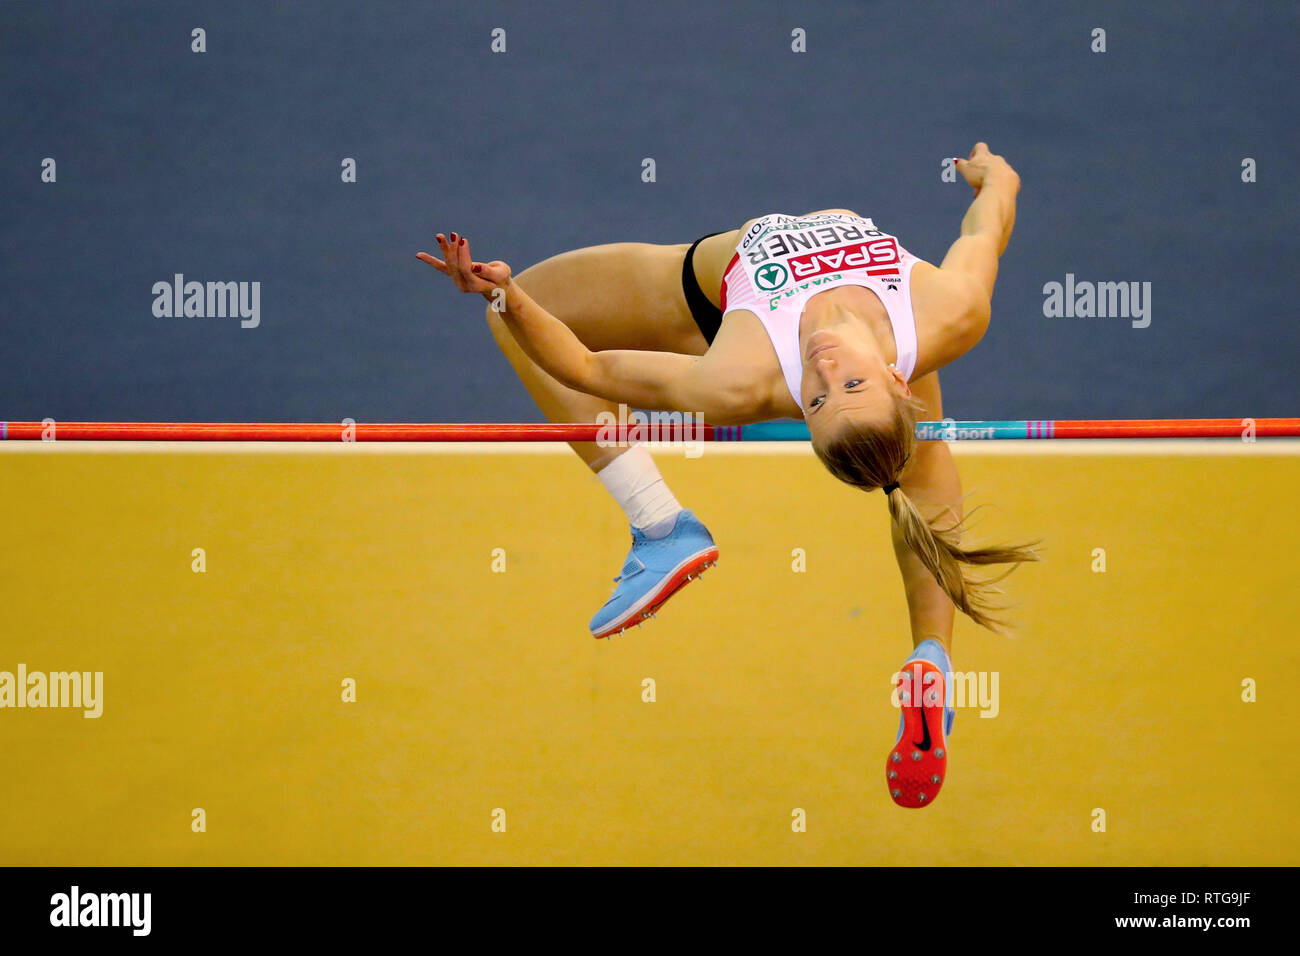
{"left": 813, "top": 394, "right": 1041, "bottom": 632}
{"left": 883, "top": 484, "right": 1040, "bottom": 632}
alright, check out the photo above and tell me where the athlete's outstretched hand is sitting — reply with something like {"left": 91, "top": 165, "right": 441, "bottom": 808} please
{"left": 954, "top": 142, "right": 1019, "bottom": 197}
{"left": 417, "top": 232, "right": 512, "bottom": 301}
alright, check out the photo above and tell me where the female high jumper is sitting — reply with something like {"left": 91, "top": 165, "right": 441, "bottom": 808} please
{"left": 418, "top": 142, "right": 1039, "bottom": 808}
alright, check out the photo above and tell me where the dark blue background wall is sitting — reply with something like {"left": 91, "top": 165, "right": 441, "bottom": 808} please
{"left": 2, "top": 0, "right": 1296, "bottom": 423}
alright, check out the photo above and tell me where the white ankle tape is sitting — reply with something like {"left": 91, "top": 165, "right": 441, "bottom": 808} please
{"left": 596, "top": 445, "right": 683, "bottom": 530}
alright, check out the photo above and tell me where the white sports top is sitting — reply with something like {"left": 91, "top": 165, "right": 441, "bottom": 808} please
{"left": 720, "top": 212, "right": 920, "bottom": 410}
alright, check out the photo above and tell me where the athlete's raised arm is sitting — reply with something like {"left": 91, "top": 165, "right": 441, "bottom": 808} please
{"left": 935, "top": 142, "right": 1020, "bottom": 336}
{"left": 417, "top": 232, "right": 758, "bottom": 422}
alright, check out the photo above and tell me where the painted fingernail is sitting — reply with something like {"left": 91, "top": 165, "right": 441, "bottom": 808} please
{"left": 472, "top": 264, "right": 482, "bottom": 272}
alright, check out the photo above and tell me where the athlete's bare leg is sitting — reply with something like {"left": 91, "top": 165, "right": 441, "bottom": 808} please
{"left": 481, "top": 240, "right": 720, "bottom": 638}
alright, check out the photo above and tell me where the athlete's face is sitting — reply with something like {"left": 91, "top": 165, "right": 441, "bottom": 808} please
{"left": 801, "top": 326, "right": 911, "bottom": 438}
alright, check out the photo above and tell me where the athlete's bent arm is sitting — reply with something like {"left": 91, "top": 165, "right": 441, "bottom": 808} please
{"left": 493, "top": 281, "right": 757, "bottom": 420}
{"left": 417, "top": 232, "right": 758, "bottom": 422}
{"left": 935, "top": 142, "right": 1021, "bottom": 352}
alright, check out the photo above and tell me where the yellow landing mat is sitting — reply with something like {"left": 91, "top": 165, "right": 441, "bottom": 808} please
{"left": 0, "top": 446, "right": 1295, "bottom": 865}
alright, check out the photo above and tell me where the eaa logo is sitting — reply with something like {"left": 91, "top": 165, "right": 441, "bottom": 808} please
{"left": 754, "top": 262, "right": 789, "bottom": 291}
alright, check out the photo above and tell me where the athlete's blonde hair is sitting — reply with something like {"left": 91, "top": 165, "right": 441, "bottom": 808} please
{"left": 811, "top": 393, "right": 1041, "bottom": 631}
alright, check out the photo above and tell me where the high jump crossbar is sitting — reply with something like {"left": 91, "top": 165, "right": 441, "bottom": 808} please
{"left": 1, "top": 419, "right": 1298, "bottom": 442}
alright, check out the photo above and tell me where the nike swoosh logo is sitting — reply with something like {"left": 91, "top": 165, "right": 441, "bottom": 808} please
{"left": 911, "top": 667, "right": 936, "bottom": 750}
{"left": 912, "top": 700, "right": 932, "bottom": 751}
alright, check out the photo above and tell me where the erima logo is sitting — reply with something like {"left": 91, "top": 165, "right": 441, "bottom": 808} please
{"left": 49, "top": 886, "right": 151, "bottom": 936}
